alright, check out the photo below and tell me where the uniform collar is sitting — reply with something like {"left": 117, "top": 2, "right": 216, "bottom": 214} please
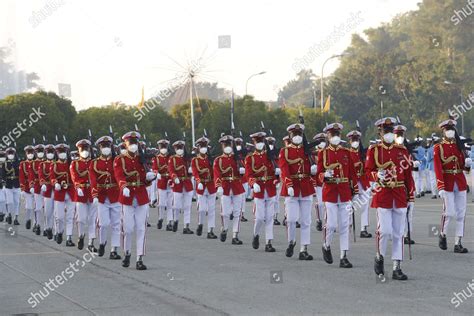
{"left": 328, "top": 145, "right": 339, "bottom": 151}
{"left": 288, "top": 144, "right": 302, "bottom": 149}
{"left": 442, "top": 138, "right": 455, "bottom": 144}
{"left": 381, "top": 142, "right": 394, "bottom": 150}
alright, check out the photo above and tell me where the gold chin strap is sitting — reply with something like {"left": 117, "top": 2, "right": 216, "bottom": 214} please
{"left": 374, "top": 145, "right": 395, "bottom": 169}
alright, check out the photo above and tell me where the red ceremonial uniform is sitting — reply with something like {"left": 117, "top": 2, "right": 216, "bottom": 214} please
{"left": 70, "top": 159, "right": 93, "bottom": 203}
{"left": 311, "top": 149, "right": 323, "bottom": 187}
{"left": 168, "top": 155, "right": 193, "bottom": 193}
{"left": 213, "top": 154, "right": 245, "bottom": 195}
{"left": 191, "top": 155, "right": 216, "bottom": 195}
{"left": 28, "top": 159, "right": 43, "bottom": 194}
{"left": 433, "top": 139, "right": 468, "bottom": 192}
{"left": 278, "top": 144, "right": 315, "bottom": 198}
{"left": 89, "top": 156, "right": 119, "bottom": 203}
{"left": 152, "top": 154, "right": 170, "bottom": 190}
{"left": 244, "top": 151, "right": 277, "bottom": 198}
{"left": 19, "top": 160, "right": 33, "bottom": 192}
{"left": 113, "top": 153, "right": 150, "bottom": 206}
{"left": 39, "top": 160, "right": 53, "bottom": 198}
{"left": 50, "top": 160, "right": 75, "bottom": 202}
{"left": 349, "top": 148, "right": 370, "bottom": 190}
{"left": 316, "top": 145, "right": 359, "bottom": 203}
{"left": 365, "top": 143, "right": 415, "bottom": 209}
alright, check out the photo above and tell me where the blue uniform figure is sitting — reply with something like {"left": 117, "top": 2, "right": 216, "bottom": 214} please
{"left": 425, "top": 144, "right": 438, "bottom": 198}
{"left": 413, "top": 142, "right": 426, "bottom": 196}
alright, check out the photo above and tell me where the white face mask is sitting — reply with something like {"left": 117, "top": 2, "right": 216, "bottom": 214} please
{"left": 395, "top": 136, "right": 404, "bottom": 145}
{"left": 37, "top": 152, "right": 44, "bottom": 159}
{"left": 269, "top": 144, "right": 274, "bottom": 150}
{"left": 223, "top": 146, "right": 233, "bottom": 154}
{"left": 120, "top": 149, "right": 127, "bottom": 155}
{"left": 255, "top": 142, "right": 265, "bottom": 151}
{"left": 128, "top": 144, "right": 138, "bottom": 153}
{"left": 58, "top": 152, "right": 67, "bottom": 160}
{"left": 26, "top": 153, "right": 34, "bottom": 160}
{"left": 46, "top": 153, "right": 55, "bottom": 160}
{"left": 236, "top": 145, "right": 242, "bottom": 151}
{"left": 292, "top": 135, "right": 303, "bottom": 145}
{"left": 317, "top": 141, "right": 326, "bottom": 149}
{"left": 329, "top": 136, "right": 341, "bottom": 146}
{"left": 175, "top": 149, "right": 184, "bottom": 156}
{"left": 199, "top": 147, "right": 208, "bottom": 154}
{"left": 383, "top": 132, "right": 395, "bottom": 144}
{"left": 351, "top": 141, "right": 359, "bottom": 149}
{"left": 7, "top": 154, "right": 14, "bottom": 160}
{"left": 80, "top": 150, "right": 89, "bottom": 159}
{"left": 0, "top": 157, "right": 5, "bottom": 163}
{"left": 159, "top": 148, "right": 168, "bottom": 155}
{"left": 101, "top": 147, "right": 111, "bottom": 156}
{"left": 444, "top": 130, "right": 455, "bottom": 138}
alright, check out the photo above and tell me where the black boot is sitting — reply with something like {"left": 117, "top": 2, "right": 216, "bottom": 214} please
{"left": 220, "top": 230, "right": 227, "bottom": 242}
{"left": 431, "top": 195, "right": 437, "bottom": 199}
{"left": 157, "top": 219, "right": 163, "bottom": 229}
{"left": 392, "top": 268, "right": 408, "bottom": 280}
{"left": 232, "top": 237, "right": 243, "bottom": 245}
{"left": 282, "top": 217, "right": 287, "bottom": 227}
{"left": 6, "top": 214, "right": 12, "bottom": 224}
{"left": 78, "top": 235, "right": 85, "bottom": 250}
{"left": 438, "top": 234, "right": 447, "bottom": 250}
{"left": 296, "top": 222, "right": 301, "bottom": 228}
{"left": 166, "top": 223, "right": 173, "bottom": 231}
{"left": 240, "top": 215, "right": 248, "bottom": 222}
{"left": 322, "top": 246, "right": 333, "bottom": 264}
{"left": 122, "top": 254, "right": 131, "bottom": 267}
{"left": 265, "top": 243, "right": 276, "bottom": 252}
{"left": 35, "top": 224, "right": 41, "bottom": 236}
{"left": 14, "top": 218, "right": 20, "bottom": 225}
{"left": 339, "top": 257, "right": 353, "bottom": 268}
{"left": 98, "top": 244, "right": 105, "bottom": 257}
{"left": 196, "top": 224, "right": 203, "bottom": 236}
{"left": 374, "top": 255, "right": 384, "bottom": 276}
{"left": 147, "top": 222, "right": 151, "bottom": 227}
{"left": 172, "top": 221, "right": 178, "bottom": 232}
{"left": 207, "top": 231, "right": 217, "bottom": 239}
{"left": 404, "top": 237, "right": 415, "bottom": 244}
{"left": 56, "top": 233, "right": 63, "bottom": 244}
{"left": 299, "top": 251, "right": 313, "bottom": 261}
{"left": 285, "top": 241, "right": 295, "bottom": 257}
{"left": 0, "top": 214, "right": 4, "bottom": 222}
{"left": 47, "top": 229, "right": 53, "bottom": 240}
{"left": 316, "top": 220, "right": 322, "bottom": 232}
{"left": 66, "top": 239, "right": 75, "bottom": 247}
{"left": 26, "top": 219, "right": 31, "bottom": 230}
{"left": 252, "top": 235, "right": 260, "bottom": 249}
{"left": 273, "top": 218, "right": 281, "bottom": 226}
{"left": 43, "top": 229, "right": 47, "bottom": 237}
{"left": 454, "top": 244, "right": 468, "bottom": 253}
{"left": 136, "top": 260, "right": 147, "bottom": 270}
{"left": 32, "top": 224, "right": 37, "bottom": 233}
{"left": 230, "top": 213, "right": 234, "bottom": 220}
{"left": 183, "top": 226, "right": 194, "bottom": 234}
{"left": 109, "top": 251, "right": 121, "bottom": 260}
{"left": 360, "top": 230, "right": 372, "bottom": 238}
{"left": 88, "top": 244, "right": 98, "bottom": 253}
{"left": 53, "top": 233, "right": 57, "bottom": 241}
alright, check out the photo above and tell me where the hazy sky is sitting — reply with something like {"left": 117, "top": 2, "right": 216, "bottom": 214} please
{"left": 1, "top": 0, "right": 421, "bottom": 110}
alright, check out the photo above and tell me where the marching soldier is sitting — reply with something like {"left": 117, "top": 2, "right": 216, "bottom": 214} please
{"left": 312, "top": 132, "right": 326, "bottom": 231}
{"left": 434, "top": 119, "right": 471, "bottom": 253}
{"left": 114, "top": 131, "right": 156, "bottom": 270}
{"left": 152, "top": 139, "right": 172, "bottom": 231}
{"left": 168, "top": 140, "right": 194, "bottom": 234}
{"left": 20, "top": 145, "right": 36, "bottom": 230}
{"left": 50, "top": 143, "right": 76, "bottom": 245}
{"left": 71, "top": 139, "right": 97, "bottom": 251}
{"left": 317, "top": 123, "right": 359, "bottom": 268}
{"left": 246, "top": 132, "right": 278, "bottom": 252}
{"left": 29, "top": 144, "right": 45, "bottom": 235}
{"left": 365, "top": 117, "right": 415, "bottom": 280}
{"left": 213, "top": 135, "right": 246, "bottom": 244}
{"left": 39, "top": 144, "right": 55, "bottom": 239}
{"left": 0, "top": 150, "right": 6, "bottom": 222}
{"left": 279, "top": 123, "right": 317, "bottom": 260}
{"left": 191, "top": 137, "right": 218, "bottom": 238}
{"left": 89, "top": 136, "right": 121, "bottom": 259}
{"left": 346, "top": 130, "right": 372, "bottom": 238}
{"left": 4, "top": 147, "right": 20, "bottom": 225}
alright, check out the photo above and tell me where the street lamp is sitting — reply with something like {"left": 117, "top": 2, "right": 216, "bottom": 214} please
{"left": 320, "top": 53, "right": 351, "bottom": 111}
{"left": 245, "top": 71, "right": 266, "bottom": 96}
{"left": 443, "top": 80, "right": 465, "bottom": 135}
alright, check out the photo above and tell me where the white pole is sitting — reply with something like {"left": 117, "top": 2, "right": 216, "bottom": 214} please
{"left": 190, "top": 76, "right": 195, "bottom": 145}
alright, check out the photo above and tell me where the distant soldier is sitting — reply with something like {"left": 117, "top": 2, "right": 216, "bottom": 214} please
{"left": 191, "top": 137, "right": 217, "bottom": 238}
{"left": 168, "top": 140, "right": 194, "bottom": 234}
{"left": 20, "top": 145, "right": 36, "bottom": 230}
{"left": 4, "top": 148, "right": 20, "bottom": 225}
{"left": 312, "top": 132, "right": 326, "bottom": 231}
{"left": 425, "top": 136, "right": 439, "bottom": 199}
{"left": 29, "top": 144, "right": 45, "bottom": 235}
{"left": 279, "top": 123, "right": 317, "bottom": 260}
{"left": 152, "top": 139, "right": 172, "bottom": 230}
{"left": 412, "top": 137, "right": 426, "bottom": 197}
{"left": 234, "top": 137, "right": 249, "bottom": 222}
{"left": 39, "top": 144, "right": 55, "bottom": 239}
{"left": 365, "top": 117, "right": 415, "bottom": 280}
{"left": 213, "top": 135, "right": 246, "bottom": 244}
{"left": 434, "top": 119, "right": 471, "bottom": 254}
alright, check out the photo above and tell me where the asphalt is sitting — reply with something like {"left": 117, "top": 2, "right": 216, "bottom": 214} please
{"left": 0, "top": 195, "right": 473, "bottom": 315}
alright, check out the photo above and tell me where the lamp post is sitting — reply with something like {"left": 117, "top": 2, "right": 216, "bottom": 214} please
{"left": 444, "top": 80, "right": 465, "bottom": 136}
{"left": 320, "top": 53, "right": 351, "bottom": 111}
{"left": 245, "top": 71, "right": 266, "bottom": 96}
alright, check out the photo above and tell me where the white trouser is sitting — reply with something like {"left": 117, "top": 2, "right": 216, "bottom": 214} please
{"left": 405, "top": 203, "right": 414, "bottom": 235}
{"left": 55, "top": 193, "right": 75, "bottom": 235}
{"left": 471, "top": 171, "right": 474, "bottom": 201}
{"left": 147, "top": 180, "right": 157, "bottom": 202}
{"left": 323, "top": 201, "right": 351, "bottom": 251}
{"left": 253, "top": 194, "right": 275, "bottom": 241}
{"left": 422, "top": 169, "right": 430, "bottom": 191}
{"left": 273, "top": 182, "right": 281, "bottom": 218}
{"left": 221, "top": 192, "right": 243, "bottom": 233}
{"left": 6, "top": 188, "right": 21, "bottom": 215}
{"left": 24, "top": 192, "right": 34, "bottom": 220}
{"left": 241, "top": 183, "right": 249, "bottom": 214}
{"left": 76, "top": 202, "right": 98, "bottom": 241}
{"left": 44, "top": 197, "right": 54, "bottom": 229}
{"left": 413, "top": 171, "right": 423, "bottom": 194}
{"left": 197, "top": 190, "right": 216, "bottom": 231}
{"left": 315, "top": 186, "right": 324, "bottom": 222}
{"left": 158, "top": 188, "right": 173, "bottom": 221}
{"left": 122, "top": 200, "right": 147, "bottom": 256}
{"left": 429, "top": 170, "right": 438, "bottom": 195}
{"left": 172, "top": 190, "right": 193, "bottom": 224}
{"left": 33, "top": 193, "right": 44, "bottom": 225}
{"left": 357, "top": 182, "right": 370, "bottom": 228}
{"left": 376, "top": 204, "right": 407, "bottom": 261}
{"left": 441, "top": 187, "right": 467, "bottom": 238}
{"left": 285, "top": 195, "right": 312, "bottom": 246}
{"left": 0, "top": 188, "right": 6, "bottom": 214}
{"left": 98, "top": 199, "right": 121, "bottom": 247}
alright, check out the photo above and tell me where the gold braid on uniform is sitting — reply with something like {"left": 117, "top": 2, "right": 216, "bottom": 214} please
{"left": 374, "top": 145, "right": 395, "bottom": 169}
{"left": 284, "top": 147, "right": 303, "bottom": 165}
{"left": 438, "top": 143, "right": 457, "bottom": 165}
{"left": 120, "top": 157, "right": 139, "bottom": 177}
{"left": 251, "top": 155, "right": 266, "bottom": 174}
{"left": 218, "top": 156, "right": 232, "bottom": 174}
{"left": 74, "top": 160, "right": 89, "bottom": 178}
{"left": 93, "top": 159, "right": 111, "bottom": 180}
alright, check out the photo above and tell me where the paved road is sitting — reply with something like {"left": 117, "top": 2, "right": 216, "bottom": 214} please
{"left": 0, "top": 196, "right": 473, "bottom": 315}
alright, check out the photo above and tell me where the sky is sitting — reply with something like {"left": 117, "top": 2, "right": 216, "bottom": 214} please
{"left": 1, "top": 0, "right": 421, "bottom": 110}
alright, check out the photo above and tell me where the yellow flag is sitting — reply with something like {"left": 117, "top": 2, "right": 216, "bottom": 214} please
{"left": 137, "top": 86, "right": 145, "bottom": 109}
{"left": 322, "top": 95, "right": 331, "bottom": 113}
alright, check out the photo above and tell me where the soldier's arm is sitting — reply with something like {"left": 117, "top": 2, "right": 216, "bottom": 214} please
{"left": 113, "top": 156, "right": 127, "bottom": 191}
{"left": 213, "top": 157, "right": 222, "bottom": 188}
{"left": 364, "top": 146, "right": 377, "bottom": 182}
{"left": 278, "top": 148, "right": 292, "bottom": 189}
{"left": 348, "top": 151, "right": 359, "bottom": 195}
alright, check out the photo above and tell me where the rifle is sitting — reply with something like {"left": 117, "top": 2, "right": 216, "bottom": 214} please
{"left": 260, "top": 121, "right": 278, "bottom": 168}
{"left": 88, "top": 129, "right": 96, "bottom": 159}
{"left": 134, "top": 124, "right": 150, "bottom": 171}
{"left": 109, "top": 125, "right": 116, "bottom": 159}
{"left": 230, "top": 122, "right": 245, "bottom": 167}
{"left": 298, "top": 108, "right": 317, "bottom": 164}
{"left": 355, "top": 120, "right": 366, "bottom": 158}
{"left": 203, "top": 129, "right": 215, "bottom": 165}
{"left": 164, "top": 132, "right": 173, "bottom": 155}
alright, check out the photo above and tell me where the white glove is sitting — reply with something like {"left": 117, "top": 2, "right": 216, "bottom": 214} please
{"left": 54, "top": 183, "right": 61, "bottom": 191}
{"left": 122, "top": 187, "right": 130, "bottom": 197}
{"left": 197, "top": 183, "right": 204, "bottom": 190}
{"left": 377, "top": 170, "right": 386, "bottom": 180}
{"left": 465, "top": 158, "right": 472, "bottom": 167}
{"left": 217, "top": 186, "right": 224, "bottom": 197}
{"left": 287, "top": 186, "right": 294, "bottom": 197}
{"left": 156, "top": 173, "right": 162, "bottom": 180}
{"left": 188, "top": 167, "right": 193, "bottom": 174}
{"left": 413, "top": 160, "right": 421, "bottom": 168}
{"left": 253, "top": 183, "right": 261, "bottom": 193}
{"left": 310, "top": 164, "right": 317, "bottom": 175}
{"left": 275, "top": 168, "right": 281, "bottom": 176}
{"left": 174, "top": 177, "right": 180, "bottom": 184}
{"left": 324, "top": 169, "right": 334, "bottom": 178}
{"left": 239, "top": 167, "right": 245, "bottom": 175}
{"left": 146, "top": 171, "right": 156, "bottom": 181}
{"left": 41, "top": 184, "right": 47, "bottom": 192}
{"left": 92, "top": 197, "right": 99, "bottom": 206}
{"left": 438, "top": 189, "right": 446, "bottom": 199}
{"left": 77, "top": 188, "right": 84, "bottom": 197}
{"left": 29, "top": 187, "right": 35, "bottom": 194}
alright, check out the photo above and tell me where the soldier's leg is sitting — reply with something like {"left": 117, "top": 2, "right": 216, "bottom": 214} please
{"left": 316, "top": 186, "right": 324, "bottom": 222}
{"left": 285, "top": 197, "right": 298, "bottom": 243}
{"left": 98, "top": 201, "right": 110, "bottom": 245}
{"left": 299, "top": 196, "right": 312, "bottom": 249}
{"left": 122, "top": 205, "right": 134, "bottom": 256}
{"left": 172, "top": 191, "right": 183, "bottom": 231}
{"left": 376, "top": 208, "right": 392, "bottom": 258}
{"left": 358, "top": 183, "right": 370, "bottom": 232}
{"left": 221, "top": 195, "right": 232, "bottom": 231}
{"left": 264, "top": 197, "right": 275, "bottom": 243}
{"left": 54, "top": 200, "right": 65, "bottom": 234}
{"left": 34, "top": 193, "right": 44, "bottom": 227}
{"left": 135, "top": 204, "right": 148, "bottom": 259}
{"left": 87, "top": 202, "right": 98, "bottom": 245}
{"left": 391, "top": 207, "right": 406, "bottom": 261}
{"left": 338, "top": 203, "right": 351, "bottom": 256}
{"left": 207, "top": 193, "right": 216, "bottom": 233}
{"left": 453, "top": 189, "right": 467, "bottom": 245}
{"left": 323, "top": 202, "right": 338, "bottom": 249}
{"left": 110, "top": 202, "right": 122, "bottom": 252}
{"left": 273, "top": 183, "right": 281, "bottom": 221}
{"left": 24, "top": 192, "right": 34, "bottom": 224}
{"left": 253, "top": 198, "right": 265, "bottom": 238}
{"left": 232, "top": 193, "right": 243, "bottom": 236}
{"left": 76, "top": 202, "right": 88, "bottom": 238}
{"left": 182, "top": 190, "right": 193, "bottom": 226}
{"left": 440, "top": 191, "right": 455, "bottom": 237}
{"left": 65, "top": 196, "right": 75, "bottom": 239}
{"left": 44, "top": 197, "right": 54, "bottom": 230}
{"left": 197, "top": 194, "right": 207, "bottom": 225}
